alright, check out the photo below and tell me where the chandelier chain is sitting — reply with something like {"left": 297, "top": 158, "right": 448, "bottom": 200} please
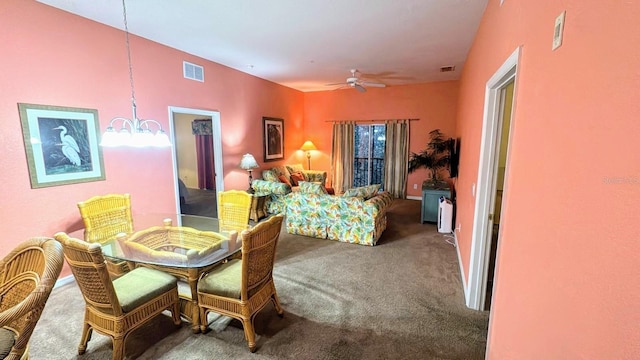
{"left": 121, "top": 0, "right": 136, "bottom": 112}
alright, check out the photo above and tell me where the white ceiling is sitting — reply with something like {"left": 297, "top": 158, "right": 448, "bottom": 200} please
{"left": 37, "top": 0, "right": 488, "bottom": 92}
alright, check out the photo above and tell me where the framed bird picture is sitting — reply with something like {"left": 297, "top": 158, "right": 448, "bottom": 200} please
{"left": 18, "top": 103, "right": 105, "bottom": 188}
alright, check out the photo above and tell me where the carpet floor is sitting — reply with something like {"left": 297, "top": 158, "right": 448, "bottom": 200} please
{"left": 30, "top": 199, "right": 489, "bottom": 359}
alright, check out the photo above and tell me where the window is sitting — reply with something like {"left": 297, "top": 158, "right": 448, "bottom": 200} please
{"left": 353, "top": 125, "right": 385, "bottom": 188}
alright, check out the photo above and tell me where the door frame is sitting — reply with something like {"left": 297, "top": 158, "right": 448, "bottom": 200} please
{"left": 467, "top": 47, "right": 520, "bottom": 310}
{"left": 168, "top": 106, "right": 224, "bottom": 220}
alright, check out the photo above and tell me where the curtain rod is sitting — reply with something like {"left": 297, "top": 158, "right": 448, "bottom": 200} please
{"left": 324, "top": 118, "right": 419, "bottom": 123}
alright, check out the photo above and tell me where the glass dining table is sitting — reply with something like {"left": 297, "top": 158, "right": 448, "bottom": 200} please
{"left": 99, "top": 214, "right": 244, "bottom": 333}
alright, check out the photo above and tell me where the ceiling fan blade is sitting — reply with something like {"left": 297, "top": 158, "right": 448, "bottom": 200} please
{"left": 360, "top": 81, "right": 386, "bottom": 88}
{"left": 354, "top": 83, "right": 367, "bottom": 93}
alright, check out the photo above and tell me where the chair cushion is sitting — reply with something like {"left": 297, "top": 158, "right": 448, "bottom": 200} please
{"left": 0, "top": 327, "right": 15, "bottom": 359}
{"left": 113, "top": 267, "right": 178, "bottom": 312}
{"left": 198, "top": 259, "right": 242, "bottom": 299}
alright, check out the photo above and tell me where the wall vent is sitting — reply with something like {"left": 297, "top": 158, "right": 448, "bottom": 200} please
{"left": 440, "top": 65, "right": 456, "bottom": 72}
{"left": 183, "top": 61, "right": 204, "bottom": 82}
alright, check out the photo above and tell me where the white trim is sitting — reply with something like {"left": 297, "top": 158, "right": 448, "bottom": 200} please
{"left": 454, "top": 232, "right": 468, "bottom": 299}
{"left": 168, "top": 106, "right": 224, "bottom": 222}
{"left": 467, "top": 47, "right": 520, "bottom": 311}
{"left": 406, "top": 195, "right": 421, "bottom": 201}
{"left": 54, "top": 274, "right": 75, "bottom": 289}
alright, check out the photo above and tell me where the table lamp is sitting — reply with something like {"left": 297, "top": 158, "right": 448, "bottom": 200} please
{"left": 240, "top": 153, "right": 259, "bottom": 193}
{"left": 300, "top": 140, "right": 317, "bottom": 169}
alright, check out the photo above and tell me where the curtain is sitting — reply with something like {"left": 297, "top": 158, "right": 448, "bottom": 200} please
{"left": 383, "top": 120, "right": 409, "bottom": 198}
{"left": 193, "top": 119, "right": 215, "bottom": 190}
{"left": 331, "top": 122, "right": 354, "bottom": 194}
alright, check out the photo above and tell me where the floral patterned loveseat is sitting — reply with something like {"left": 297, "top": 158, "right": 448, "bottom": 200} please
{"left": 251, "top": 164, "right": 327, "bottom": 215}
{"left": 285, "top": 182, "right": 394, "bottom": 246}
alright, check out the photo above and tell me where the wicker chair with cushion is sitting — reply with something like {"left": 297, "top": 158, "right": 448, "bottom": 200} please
{"left": 197, "top": 214, "right": 285, "bottom": 352}
{"left": 77, "top": 193, "right": 134, "bottom": 276}
{"left": 0, "top": 237, "right": 64, "bottom": 360}
{"left": 54, "top": 232, "right": 181, "bottom": 360}
{"left": 217, "top": 190, "right": 252, "bottom": 233}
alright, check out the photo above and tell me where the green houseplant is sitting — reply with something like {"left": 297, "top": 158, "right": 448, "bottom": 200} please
{"left": 408, "top": 129, "right": 452, "bottom": 189}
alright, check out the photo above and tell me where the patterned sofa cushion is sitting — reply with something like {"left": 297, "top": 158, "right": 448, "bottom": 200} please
{"left": 299, "top": 181, "right": 328, "bottom": 195}
{"left": 343, "top": 184, "right": 380, "bottom": 199}
{"left": 262, "top": 169, "right": 279, "bottom": 182}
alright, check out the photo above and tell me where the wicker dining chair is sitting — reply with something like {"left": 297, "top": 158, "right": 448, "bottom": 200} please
{"left": 54, "top": 232, "right": 181, "bottom": 360}
{"left": 197, "top": 214, "right": 285, "bottom": 352}
{"left": 0, "top": 237, "right": 64, "bottom": 360}
{"left": 217, "top": 190, "right": 253, "bottom": 233}
{"left": 77, "top": 193, "right": 134, "bottom": 276}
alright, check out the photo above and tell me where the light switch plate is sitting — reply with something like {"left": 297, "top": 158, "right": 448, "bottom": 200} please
{"left": 552, "top": 11, "right": 566, "bottom": 50}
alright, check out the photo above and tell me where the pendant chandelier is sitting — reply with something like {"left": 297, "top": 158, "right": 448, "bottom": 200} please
{"left": 100, "top": 0, "right": 171, "bottom": 148}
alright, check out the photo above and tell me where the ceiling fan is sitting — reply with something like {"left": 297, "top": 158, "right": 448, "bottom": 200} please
{"left": 326, "top": 69, "right": 387, "bottom": 92}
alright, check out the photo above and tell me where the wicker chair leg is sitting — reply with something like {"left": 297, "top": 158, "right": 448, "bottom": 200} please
{"left": 199, "top": 308, "right": 209, "bottom": 333}
{"left": 241, "top": 318, "right": 257, "bottom": 353}
{"left": 112, "top": 337, "right": 125, "bottom": 360}
{"left": 78, "top": 323, "right": 92, "bottom": 354}
{"left": 271, "top": 292, "right": 284, "bottom": 317}
{"left": 171, "top": 301, "right": 182, "bottom": 325}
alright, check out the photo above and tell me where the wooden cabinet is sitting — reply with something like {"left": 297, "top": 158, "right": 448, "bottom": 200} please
{"left": 421, "top": 184, "right": 451, "bottom": 224}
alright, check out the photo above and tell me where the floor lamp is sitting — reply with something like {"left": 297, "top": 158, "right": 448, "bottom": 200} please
{"left": 240, "top": 153, "right": 259, "bottom": 193}
{"left": 300, "top": 140, "right": 317, "bottom": 170}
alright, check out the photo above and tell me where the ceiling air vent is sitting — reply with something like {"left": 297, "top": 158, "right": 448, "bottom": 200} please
{"left": 440, "top": 65, "right": 456, "bottom": 72}
{"left": 183, "top": 61, "right": 204, "bottom": 82}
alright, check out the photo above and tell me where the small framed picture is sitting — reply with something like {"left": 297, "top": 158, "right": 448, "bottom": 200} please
{"left": 263, "top": 117, "right": 284, "bottom": 162}
{"left": 18, "top": 103, "right": 105, "bottom": 188}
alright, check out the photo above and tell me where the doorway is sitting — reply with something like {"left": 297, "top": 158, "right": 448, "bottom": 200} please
{"left": 466, "top": 47, "right": 520, "bottom": 311}
{"left": 168, "top": 107, "right": 224, "bottom": 225}
{"left": 484, "top": 79, "right": 514, "bottom": 310}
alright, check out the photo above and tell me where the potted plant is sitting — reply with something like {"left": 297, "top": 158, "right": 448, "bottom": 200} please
{"left": 408, "top": 129, "right": 452, "bottom": 190}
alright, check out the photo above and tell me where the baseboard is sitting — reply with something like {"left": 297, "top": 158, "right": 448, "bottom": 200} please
{"left": 454, "top": 232, "right": 469, "bottom": 302}
{"left": 54, "top": 274, "right": 75, "bottom": 289}
{"left": 406, "top": 195, "right": 421, "bottom": 201}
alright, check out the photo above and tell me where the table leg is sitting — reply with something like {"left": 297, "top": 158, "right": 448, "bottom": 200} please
{"left": 188, "top": 275, "right": 200, "bottom": 333}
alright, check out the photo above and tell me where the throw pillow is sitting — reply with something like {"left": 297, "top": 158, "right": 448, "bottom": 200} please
{"left": 290, "top": 171, "right": 305, "bottom": 186}
{"left": 278, "top": 174, "right": 291, "bottom": 186}
{"left": 342, "top": 186, "right": 368, "bottom": 198}
{"left": 262, "top": 170, "right": 279, "bottom": 182}
{"left": 286, "top": 164, "right": 305, "bottom": 176}
{"left": 299, "top": 181, "right": 328, "bottom": 195}
{"left": 272, "top": 166, "right": 292, "bottom": 182}
{"left": 364, "top": 184, "right": 381, "bottom": 199}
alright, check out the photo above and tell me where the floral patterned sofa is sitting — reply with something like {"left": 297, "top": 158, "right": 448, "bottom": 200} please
{"left": 251, "top": 164, "right": 327, "bottom": 214}
{"left": 285, "top": 182, "right": 394, "bottom": 246}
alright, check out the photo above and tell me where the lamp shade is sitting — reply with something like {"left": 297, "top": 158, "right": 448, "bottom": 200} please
{"left": 240, "top": 153, "right": 259, "bottom": 170}
{"left": 300, "top": 140, "right": 317, "bottom": 151}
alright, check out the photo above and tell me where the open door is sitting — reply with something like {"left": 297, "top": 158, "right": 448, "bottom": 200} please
{"left": 466, "top": 47, "right": 520, "bottom": 311}
{"left": 168, "top": 107, "right": 224, "bottom": 226}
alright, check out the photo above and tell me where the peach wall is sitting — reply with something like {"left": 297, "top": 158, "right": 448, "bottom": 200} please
{"left": 303, "top": 82, "right": 459, "bottom": 197}
{"left": 455, "top": 0, "right": 640, "bottom": 358}
{"left": 0, "top": 1, "right": 303, "bottom": 276}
